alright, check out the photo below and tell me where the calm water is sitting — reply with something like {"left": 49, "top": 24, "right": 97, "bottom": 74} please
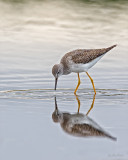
{"left": 0, "top": 0, "right": 128, "bottom": 160}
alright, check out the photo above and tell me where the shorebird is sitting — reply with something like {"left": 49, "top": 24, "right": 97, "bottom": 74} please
{"left": 52, "top": 97, "right": 116, "bottom": 140}
{"left": 52, "top": 45, "right": 116, "bottom": 94}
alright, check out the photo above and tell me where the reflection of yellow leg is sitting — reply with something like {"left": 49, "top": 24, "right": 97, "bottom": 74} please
{"left": 86, "top": 72, "right": 96, "bottom": 94}
{"left": 75, "top": 94, "right": 81, "bottom": 113}
{"left": 74, "top": 73, "right": 81, "bottom": 95}
{"left": 86, "top": 94, "right": 96, "bottom": 115}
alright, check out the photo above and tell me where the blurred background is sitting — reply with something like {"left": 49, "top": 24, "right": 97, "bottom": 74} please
{"left": 0, "top": 1, "right": 128, "bottom": 160}
{"left": 0, "top": 0, "right": 128, "bottom": 90}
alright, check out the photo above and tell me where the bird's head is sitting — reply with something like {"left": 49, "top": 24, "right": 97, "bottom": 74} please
{"left": 52, "top": 64, "right": 63, "bottom": 90}
{"left": 52, "top": 109, "right": 60, "bottom": 123}
{"left": 52, "top": 97, "right": 61, "bottom": 123}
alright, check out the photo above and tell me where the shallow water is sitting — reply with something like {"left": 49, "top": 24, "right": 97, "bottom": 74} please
{"left": 0, "top": 0, "right": 128, "bottom": 160}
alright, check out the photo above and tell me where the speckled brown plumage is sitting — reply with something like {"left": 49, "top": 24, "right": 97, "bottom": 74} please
{"left": 61, "top": 45, "right": 116, "bottom": 66}
{"left": 71, "top": 124, "right": 111, "bottom": 138}
{"left": 52, "top": 45, "right": 117, "bottom": 92}
{"left": 52, "top": 97, "right": 117, "bottom": 140}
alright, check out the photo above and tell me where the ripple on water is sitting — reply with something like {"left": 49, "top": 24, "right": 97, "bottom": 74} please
{"left": 0, "top": 89, "right": 128, "bottom": 102}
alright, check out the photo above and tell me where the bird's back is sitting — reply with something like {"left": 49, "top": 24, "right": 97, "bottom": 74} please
{"left": 61, "top": 45, "right": 116, "bottom": 66}
{"left": 60, "top": 113, "right": 116, "bottom": 140}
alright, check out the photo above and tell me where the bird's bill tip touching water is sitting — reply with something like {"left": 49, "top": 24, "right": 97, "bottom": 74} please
{"left": 55, "top": 77, "right": 58, "bottom": 90}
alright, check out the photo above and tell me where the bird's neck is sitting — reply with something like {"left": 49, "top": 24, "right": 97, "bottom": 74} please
{"left": 60, "top": 63, "right": 70, "bottom": 75}
{"left": 59, "top": 63, "right": 64, "bottom": 75}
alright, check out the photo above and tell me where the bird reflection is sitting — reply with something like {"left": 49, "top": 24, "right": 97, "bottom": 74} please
{"left": 52, "top": 95, "right": 116, "bottom": 141}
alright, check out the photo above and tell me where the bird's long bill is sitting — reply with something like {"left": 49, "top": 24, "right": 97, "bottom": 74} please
{"left": 54, "top": 77, "right": 58, "bottom": 90}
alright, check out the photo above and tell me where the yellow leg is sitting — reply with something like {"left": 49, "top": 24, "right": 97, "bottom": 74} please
{"left": 86, "top": 94, "right": 96, "bottom": 116}
{"left": 74, "top": 73, "right": 81, "bottom": 95}
{"left": 86, "top": 72, "right": 96, "bottom": 94}
{"left": 75, "top": 94, "right": 81, "bottom": 113}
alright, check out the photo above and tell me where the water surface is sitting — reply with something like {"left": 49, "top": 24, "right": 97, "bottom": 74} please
{"left": 0, "top": 0, "right": 128, "bottom": 160}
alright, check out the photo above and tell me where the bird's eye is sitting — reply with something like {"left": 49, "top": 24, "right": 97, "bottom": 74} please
{"left": 57, "top": 71, "right": 60, "bottom": 74}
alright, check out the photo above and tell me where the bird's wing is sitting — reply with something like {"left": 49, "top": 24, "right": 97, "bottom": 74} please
{"left": 71, "top": 124, "right": 116, "bottom": 140}
{"left": 71, "top": 123, "right": 104, "bottom": 136}
{"left": 70, "top": 45, "right": 116, "bottom": 64}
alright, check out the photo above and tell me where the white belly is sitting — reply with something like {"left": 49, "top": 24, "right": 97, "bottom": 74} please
{"left": 70, "top": 55, "right": 104, "bottom": 73}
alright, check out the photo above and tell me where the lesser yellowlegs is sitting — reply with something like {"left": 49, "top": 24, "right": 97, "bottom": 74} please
{"left": 52, "top": 45, "right": 116, "bottom": 94}
{"left": 52, "top": 97, "right": 116, "bottom": 140}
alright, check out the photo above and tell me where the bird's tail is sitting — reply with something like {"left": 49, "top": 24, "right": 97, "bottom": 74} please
{"left": 96, "top": 44, "right": 117, "bottom": 56}
{"left": 105, "top": 44, "right": 117, "bottom": 52}
{"left": 105, "top": 132, "right": 117, "bottom": 141}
